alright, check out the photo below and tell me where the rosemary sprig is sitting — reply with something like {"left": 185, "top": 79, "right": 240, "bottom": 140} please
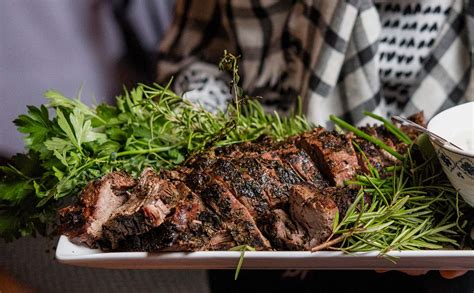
{"left": 313, "top": 145, "right": 467, "bottom": 256}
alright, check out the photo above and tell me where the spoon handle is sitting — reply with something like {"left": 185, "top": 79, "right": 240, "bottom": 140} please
{"left": 392, "top": 115, "right": 464, "bottom": 151}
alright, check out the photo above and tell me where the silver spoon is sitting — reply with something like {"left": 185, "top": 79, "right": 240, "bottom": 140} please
{"left": 392, "top": 115, "right": 464, "bottom": 151}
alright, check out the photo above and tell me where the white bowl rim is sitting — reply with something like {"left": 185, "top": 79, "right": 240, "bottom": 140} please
{"left": 427, "top": 102, "right": 474, "bottom": 157}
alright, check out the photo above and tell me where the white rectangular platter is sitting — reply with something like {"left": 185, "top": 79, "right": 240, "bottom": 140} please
{"left": 56, "top": 236, "right": 474, "bottom": 270}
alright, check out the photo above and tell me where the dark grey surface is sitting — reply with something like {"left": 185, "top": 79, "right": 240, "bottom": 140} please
{"left": 0, "top": 236, "right": 210, "bottom": 293}
{"left": 209, "top": 269, "right": 474, "bottom": 293}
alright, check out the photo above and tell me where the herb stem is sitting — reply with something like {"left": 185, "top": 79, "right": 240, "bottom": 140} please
{"left": 363, "top": 111, "right": 412, "bottom": 144}
{"left": 330, "top": 115, "right": 404, "bottom": 160}
{"left": 115, "top": 146, "right": 178, "bottom": 157}
{"left": 311, "top": 234, "right": 347, "bottom": 252}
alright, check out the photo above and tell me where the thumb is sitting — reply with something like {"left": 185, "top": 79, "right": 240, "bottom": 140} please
{"left": 439, "top": 270, "right": 467, "bottom": 279}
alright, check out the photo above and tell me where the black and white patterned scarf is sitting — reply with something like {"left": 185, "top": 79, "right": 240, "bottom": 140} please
{"left": 156, "top": 0, "right": 474, "bottom": 126}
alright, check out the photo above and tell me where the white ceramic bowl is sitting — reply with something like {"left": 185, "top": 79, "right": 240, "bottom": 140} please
{"left": 427, "top": 102, "right": 474, "bottom": 206}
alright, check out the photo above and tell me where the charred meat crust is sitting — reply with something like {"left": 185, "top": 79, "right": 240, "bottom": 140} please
{"left": 108, "top": 183, "right": 226, "bottom": 252}
{"left": 289, "top": 184, "right": 338, "bottom": 249}
{"left": 199, "top": 180, "right": 272, "bottom": 250}
{"left": 187, "top": 154, "right": 313, "bottom": 250}
{"left": 297, "top": 127, "right": 359, "bottom": 186}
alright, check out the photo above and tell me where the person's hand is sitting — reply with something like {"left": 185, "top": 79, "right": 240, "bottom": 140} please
{"left": 375, "top": 269, "right": 467, "bottom": 279}
{"left": 438, "top": 270, "right": 468, "bottom": 279}
{"left": 0, "top": 268, "right": 35, "bottom": 293}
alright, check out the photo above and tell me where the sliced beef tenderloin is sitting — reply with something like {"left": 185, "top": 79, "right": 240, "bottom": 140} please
{"left": 101, "top": 168, "right": 182, "bottom": 249}
{"left": 196, "top": 156, "right": 309, "bottom": 250}
{"left": 233, "top": 156, "right": 293, "bottom": 209}
{"left": 211, "top": 158, "right": 270, "bottom": 220}
{"left": 200, "top": 180, "right": 272, "bottom": 250}
{"left": 289, "top": 184, "right": 339, "bottom": 249}
{"left": 165, "top": 182, "right": 225, "bottom": 250}
{"left": 186, "top": 169, "right": 272, "bottom": 250}
{"left": 263, "top": 209, "right": 307, "bottom": 250}
{"left": 297, "top": 127, "right": 359, "bottom": 186}
{"left": 114, "top": 182, "right": 226, "bottom": 251}
{"left": 58, "top": 172, "right": 136, "bottom": 247}
{"left": 260, "top": 146, "right": 328, "bottom": 187}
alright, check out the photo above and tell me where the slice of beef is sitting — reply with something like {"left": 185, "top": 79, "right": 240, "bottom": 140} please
{"left": 101, "top": 168, "right": 182, "bottom": 249}
{"left": 58, "top": 172, "right": 136, "bottom": 247}
{"left": 206, "top": 137, "right": 326, "bottom": 189}
{"left": 263, "top": 209, "right": 307, "bottom": 250}
{"left": 191, "top": 155, "right": 289, "bottom": 211}
{"left": 166, "top": 182, "right": 224, "bottom": 250}
{"left": 260, "top": 146, "right": 328, "bottom": 187}
{"left": 297, "top": 127, "right": 359, "bottom": 186}
{"left": 113, "top": 182, "right": 226, "bottom": 251}
{"left": 200, "top": 180, "right": 272, "bottom": 250}
{"left": 209, "top": 158, "right": 270, "bottom": 220}
{"left": 289, "top": 184, "right": 339, "bottom": 249}
{"left": 186, "top": 169, "right": 272, "bottom": 250}
{"left": 213, "top": 142, "right": 317, "bottom": 208}
{"left": 233, "top": 156, "right": 293, "bottom": 209}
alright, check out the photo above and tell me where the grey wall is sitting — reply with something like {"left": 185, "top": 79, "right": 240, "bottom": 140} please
{"left": 0, "top": 0, "right": 174, "bottom": 156}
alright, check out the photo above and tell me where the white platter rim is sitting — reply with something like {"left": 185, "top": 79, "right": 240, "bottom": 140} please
{"left": 56, "top": 235, "right": 474, "bottom": 261}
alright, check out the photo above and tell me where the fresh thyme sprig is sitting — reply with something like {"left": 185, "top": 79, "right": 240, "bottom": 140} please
{"left": 218, "top": 50, "right": 243, "bottom": 116}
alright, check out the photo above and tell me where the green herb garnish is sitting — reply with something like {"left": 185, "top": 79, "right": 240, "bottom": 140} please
{"left": 229, "top": 245, "right": 255, "bottom": 280}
